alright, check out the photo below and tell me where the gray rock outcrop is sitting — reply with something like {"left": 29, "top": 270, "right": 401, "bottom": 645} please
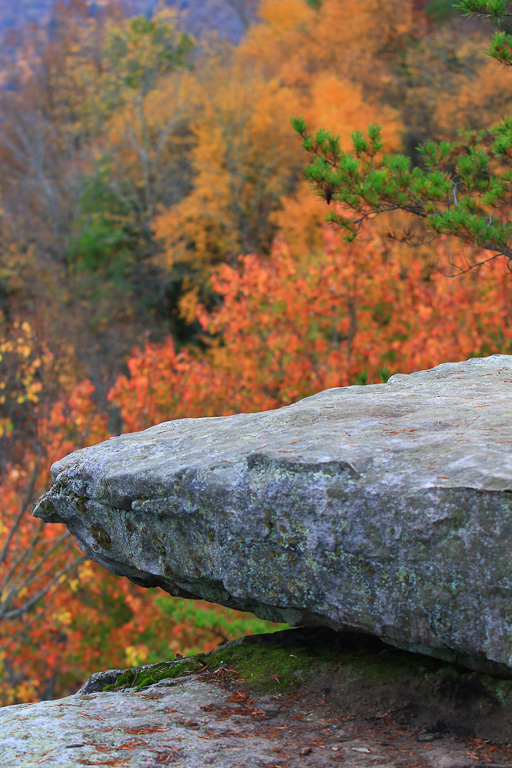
{"left": 34, "top": 355, "right": 512, "bottom": 676}
{"left": 3, "top": 629, "right": 512, "bottom": 767}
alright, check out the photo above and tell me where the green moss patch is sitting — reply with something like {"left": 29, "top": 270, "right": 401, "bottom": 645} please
{"left": 102, "top": 659, "right": 208, "bottom": 691}
{"left": 206, "top": 643, "right": 318, "bottom": 692}
{"left": 101, "top": 627, "right": 512, "bottom": 707}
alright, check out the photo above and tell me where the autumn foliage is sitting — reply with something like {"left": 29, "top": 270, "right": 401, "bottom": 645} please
{"left": 111, "top": 228, "right": 512, "bottom": 434}
{"left": 2, "top": 0, "right": 512, "bottom": 706}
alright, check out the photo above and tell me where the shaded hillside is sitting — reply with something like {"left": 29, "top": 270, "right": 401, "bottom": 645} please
{"left": 0, "top": 0, "right": 258, "bottom": 43}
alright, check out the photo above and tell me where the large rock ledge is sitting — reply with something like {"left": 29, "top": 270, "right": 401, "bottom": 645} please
{"left": 3, "top": 629, "right": 512, "bottom": 767}
{"left": 34, "top": 355, "right": 512, "bottom": 676}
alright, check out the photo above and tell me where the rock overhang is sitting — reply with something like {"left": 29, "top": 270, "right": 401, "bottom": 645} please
{"left": 34, "top": 355, "right": 512, "bottom": 676}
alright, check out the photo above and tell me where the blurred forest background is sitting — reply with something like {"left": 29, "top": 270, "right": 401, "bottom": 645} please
{"left": 1, "top": 0, "right": 512, "bottom": 705}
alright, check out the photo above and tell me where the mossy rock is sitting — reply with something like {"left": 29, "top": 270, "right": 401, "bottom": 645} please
{"left": 88, "top": 628, "right": 512, "bottom": 742}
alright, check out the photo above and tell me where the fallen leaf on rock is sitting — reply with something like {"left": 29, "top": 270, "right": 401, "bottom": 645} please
{"left": 124, "top": 726, "right": 167, "bottom": 734}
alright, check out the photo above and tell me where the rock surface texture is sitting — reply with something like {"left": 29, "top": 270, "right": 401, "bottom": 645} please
{"left": 34, "top": 355, "right": 512, "bottom": 676}
{"left": 3, "top": 629, "right": 512, "bottom": 767}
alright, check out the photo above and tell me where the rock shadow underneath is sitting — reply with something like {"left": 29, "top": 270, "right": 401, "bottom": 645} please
{"left": 84, "top": 627, "right": 512, "bottom": 744}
